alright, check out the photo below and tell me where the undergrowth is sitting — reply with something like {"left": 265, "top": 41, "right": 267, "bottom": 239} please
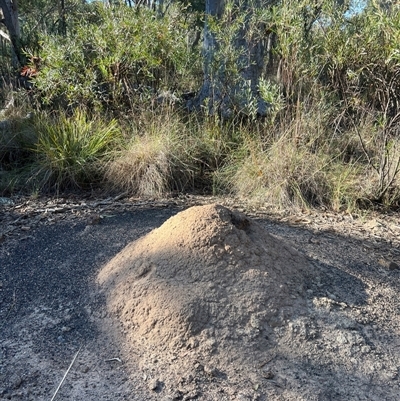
{"left": 1, "top": 96, "right": 399, "bottom": 211}
{"left": 1, "top": 1, "right": 400, "bottom": 211}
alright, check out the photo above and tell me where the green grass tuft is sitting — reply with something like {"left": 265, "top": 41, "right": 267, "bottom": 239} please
{"left": 32, "top": 110, "right": 121, "bottom": 191}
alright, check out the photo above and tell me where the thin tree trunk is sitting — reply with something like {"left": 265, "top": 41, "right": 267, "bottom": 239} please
{"left": 59, "top": 0, "right": 66, "bottom": 35}
{"left": 190, "top": 0, "right": 275, "bottom": 118}
{"left": 0, "top": 0, "right": 22, "bottom": 66}
{"left": 191, "top": 0, "right": 225, "bottom": 115}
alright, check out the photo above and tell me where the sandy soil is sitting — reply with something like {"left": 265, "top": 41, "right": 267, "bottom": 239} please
{"left": 1, "top": 195, "right": 400, "bottom": 401}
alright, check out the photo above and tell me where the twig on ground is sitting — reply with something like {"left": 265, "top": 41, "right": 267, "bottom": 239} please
{"left": 105, "top": 357, "right": 122, "bottom": 363}
{"left": 258, "top": 354, "right": 276, "bottom": 369}
{"left": 50, "top": 345, "right": 82, "bottom": 401}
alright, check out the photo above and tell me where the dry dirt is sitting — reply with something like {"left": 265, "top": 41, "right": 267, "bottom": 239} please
{"left": 1, "top": 194, "right": 400, "bottom": 401}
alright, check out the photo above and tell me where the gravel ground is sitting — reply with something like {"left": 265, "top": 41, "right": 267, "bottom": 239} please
{"left": 0, "top": 194, "right": 399, "bottom": 400}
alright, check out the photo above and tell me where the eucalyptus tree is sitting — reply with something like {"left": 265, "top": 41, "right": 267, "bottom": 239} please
{"left": 0, "top": 0, "right": 22, "bottom": 66}
{"left": 192, "top": 0, "right": 351, "bottom": 118}
{"left": 0, "top": 0, "right": 88, "bottom": 70}
{"left": 192, "top": 0, "right": 279, "bottom": 118}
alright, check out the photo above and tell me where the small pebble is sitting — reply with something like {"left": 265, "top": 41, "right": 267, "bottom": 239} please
{"left": 149, "top": 378, "right": 160, "bottom": 391}
{"left": 81, "top": 366, "right": 90, "bottom": 373}
{"left": 263, "top": 370, "right": 275, "bottom": 379}
{"left": 203, "top": 365, "right": 218, "bottom": 377}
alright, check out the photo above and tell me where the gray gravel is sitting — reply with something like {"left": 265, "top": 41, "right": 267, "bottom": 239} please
{"left": 1, "top": 196, "right": 400, "bottom": 401}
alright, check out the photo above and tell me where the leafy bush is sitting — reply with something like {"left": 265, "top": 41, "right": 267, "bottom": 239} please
{"left": 264, "top": 0, "right": 400, "bottom": 207}
{"left": 34, "top": 3, "right": 200, "bottom": 112}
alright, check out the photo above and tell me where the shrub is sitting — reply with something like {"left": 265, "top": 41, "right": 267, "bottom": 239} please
{"left": 34, "top": 3, "right": 200, "bottom": 112}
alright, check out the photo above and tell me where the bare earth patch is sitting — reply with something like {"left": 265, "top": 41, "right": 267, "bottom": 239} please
{"left": 98, "top": 204, "right": 312, "bottom": 399}
{"left": 1, "top": 195, "right": 400, "bottom": 400}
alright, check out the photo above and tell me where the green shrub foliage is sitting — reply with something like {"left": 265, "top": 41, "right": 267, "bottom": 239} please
{"left": 34, "top": 4, "right": 199, "bottom": 111}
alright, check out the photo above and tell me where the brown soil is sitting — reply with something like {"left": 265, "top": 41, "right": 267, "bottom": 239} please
{"left": 98, "top": 204, "right": 312, "bottom": 399}
{"left": 1, "top": 195, "right": 400, "bottom": 401}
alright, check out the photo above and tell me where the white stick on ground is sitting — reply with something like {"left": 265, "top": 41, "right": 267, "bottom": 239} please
{"left": 50, "top": 346, "right": 82, "bottom": 401}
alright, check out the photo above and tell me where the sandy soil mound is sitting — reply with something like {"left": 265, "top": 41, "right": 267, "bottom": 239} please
{"left": 98, "top": 204, "right": 314, "bottom": 398}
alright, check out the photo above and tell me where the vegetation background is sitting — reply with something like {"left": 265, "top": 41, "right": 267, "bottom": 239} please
{"left": 0, "top": 0, "right": 399, "bottom": 212}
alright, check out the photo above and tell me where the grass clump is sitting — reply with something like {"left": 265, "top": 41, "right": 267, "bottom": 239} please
{"left": 0, "top": 94, "right": 38, "bottom": 194}
{"left": 220, "top": 102, "right": 366, "bottom": 212}
{"left": 0, "top": 117, "right": 35, "bottom": 168}
{"left": 105, "top": 110, "right": 199, "bottom": 197}
{"left": 105, "top": 110, "right": 241, "bottom": 197}
{"left": 32, "top": 111, "right": 121, "bottom": 191}
{"left": 224, "top": 139, "right": 363, "bottom": 211}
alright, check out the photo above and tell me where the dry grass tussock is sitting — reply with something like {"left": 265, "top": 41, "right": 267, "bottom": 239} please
{"left": 1, "top": 92, "right": 399, "bottom": 210}
{"left": 222, "top": 120, "right": 364, "bottom": 211}
{"left": 105, "top": 112, "right": 199, "bottom": 197}
{"left": 0, "top": 92, "right": 36, "bottom": 162}
{"left": 227, "top": 140, "right": 328, "bottom": 209}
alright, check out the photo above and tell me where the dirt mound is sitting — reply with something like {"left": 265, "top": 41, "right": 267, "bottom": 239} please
{"left": 98, "top": 204, "right": 313, "bottom": 398}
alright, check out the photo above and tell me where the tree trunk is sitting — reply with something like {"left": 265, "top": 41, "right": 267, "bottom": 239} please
{"left": 0, "top": 0, "right": 22, "bottom": 66}
{"left": 194, "top": 0, "right": 224, "bottom": 114}
{"left": 190, "top": 0, "right": 276, "bottom": 118}
{"left": 59, "top": 0, "right": 66, "bottom": 36}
